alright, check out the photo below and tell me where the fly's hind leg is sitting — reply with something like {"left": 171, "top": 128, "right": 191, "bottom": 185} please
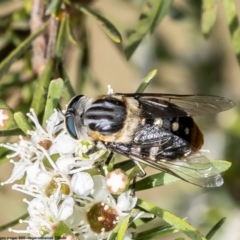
{"left": 131, "top": 160, "right": 146, "bottom": 197}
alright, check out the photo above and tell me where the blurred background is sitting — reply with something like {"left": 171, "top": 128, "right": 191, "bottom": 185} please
{"left": 0, "top": 0, "right": 240, "bottom": 239}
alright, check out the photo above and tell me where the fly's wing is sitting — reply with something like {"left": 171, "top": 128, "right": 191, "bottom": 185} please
{"left": 106, "top": 124, "right": 223, "bottom": 187}
{"left": 113, "top": 93, "right": 235, "bottom": 117}
{"left": 107, "top": 142, "right": 223, "bottom": 187}
{"left": 131, "top": 151, "right": 223, "bottom": 187}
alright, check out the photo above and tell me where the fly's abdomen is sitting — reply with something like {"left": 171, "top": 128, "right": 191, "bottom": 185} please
{"left": 166, "top": 116, "right": 204, "bottom": 151}
{"left": 83, "top": 97, "right": 127, "bottom": 135}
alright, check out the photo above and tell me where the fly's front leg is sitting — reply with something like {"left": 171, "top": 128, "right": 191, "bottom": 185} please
{"left": 86, "top": 144, "right": 99, "bottom": 155}
{"left": 87, "top": 142, "right": 114, "bottom": 168}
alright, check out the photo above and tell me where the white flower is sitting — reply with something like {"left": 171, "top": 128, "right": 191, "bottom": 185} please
{"left": 1, "top": 107, "right": 152, "bottom": 239}
{"left": 16, "top": 194, "right": 74, "bottom": 236}
{"left": 117, "top": 190, "right": 137, "bottom": 211}
{"left": 70, "top": 175, "right": 138, "bottom": 240}
{"left": 106, "top": 169, "right": 129, "bottom": 194}
{"left": 71, "top": 172, "right": 94, "bottom": 197}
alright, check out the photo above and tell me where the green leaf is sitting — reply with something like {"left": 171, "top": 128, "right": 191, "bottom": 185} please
{"left": 54, "top": 221, "right": 72, "bottom": 237}
{"left": 125, "top": 1, "right": 171, "bottom": 59}
{"left": 0, "top": 21, "right": 49, "bottom": 80}
{"left": 31, "top": 59, "right": 55, "bottom": 117}
{"left": 201, "top": 0, "right": 218, "bottom": 37}
{"left": 0, "top": 147, "right": 12, "bottom": 164}
{"left": 136, "top": 69, "right": 157, "bottom": 93}
{"left": 59, "top": 64, "right": 76, "bottom": 102}
{"left": 133, "top": 160, "right": 231, "bottom": 191}
{"left": 109, "top": 214, "right": 131, "bottom": 240}
{"left": 223, "top": 0, "right": 240, "bottom": 61}
{"left": 232, "top": 27, "right": 240, "bottom": 62}
{"left": 0, "top": 1, "right": 24, "bottom": 18}
{"left": 68, "top": 2, "right": 122, "bottom": 43}
{"left": 14, "top": 112, "right": 33, "bottom": 135}
{"left": 114, "top": 159, "right": 135, "bottom": 172}
{"left": 222, "top": 0, "right": 237, "bottom": 27}
{"left": 137, "top": 199, "right": 207, "bottom": 240}
{"left": 129, "top": 216, "right": 155, "bottom": 229}
{"left": 42, "top": 78, "right": 64, "bottom": 127}
{"left": 47, "top": 0, "right": 63, "bottom": 16}
{"left": 66, "top": 14, "right": 77, "bottom": 44}
{"left": 0, "top": 129, "right": 23, "bottom": 137}
{"left": 206, "top": 217, "right": 226, "bottom": 240}
{"left": 117, "top": 215, "right": 130, "bottom": 240}
{"left": 0, "top": 100, "right": 18, "bottom": 131}
{"left": 150, "top": 0, "right": 174, "bottom": 33}
{"left": 56, "top": 13, "right": 67, "bottom": 59}
{"left": 133, "top": 224, "right": 178, "bottom": 240}
{"left": 134, "top": 172, "right": 180, "bottom": 191}
{"left": 0, "top": 212, "right": 28, "bottom": 232}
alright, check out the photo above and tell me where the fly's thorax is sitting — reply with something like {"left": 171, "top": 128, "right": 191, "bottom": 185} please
{"left": 86, "top": 96, "right": 141, "bottom": 143}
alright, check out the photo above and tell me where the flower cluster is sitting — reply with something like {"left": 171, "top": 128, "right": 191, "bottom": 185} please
{"left": 1, "top": 109, "right": 152, "bottom": 239}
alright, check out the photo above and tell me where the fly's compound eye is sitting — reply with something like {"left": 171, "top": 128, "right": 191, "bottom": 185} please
{"left": 65, "top": 115, "right": 78, "bottom": 140}
{"left": 65, "top": 95, "right": 85, "bottom": 140}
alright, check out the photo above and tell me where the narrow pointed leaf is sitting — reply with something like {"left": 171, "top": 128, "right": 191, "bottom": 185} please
{"left": 47, "top": 0, "right": 63, "bottom": 16}
{"left": 31, "top": 59, "right": 55, "bottom": 117}
{"left": 133, "top": 224, "right": 178, "bottom": 240}
{"left": 59, "top": 64, "right": 76, "bottom": 102}
{"left": 69, "top": 2, "right": 122, "bottom": 43}
{"left": 54, "top": 221, "right": 72, "bottom": 237}
{"left": 0, "top": 212, "right": 28, "bottom": 232}
{"left": 206, "top": 217, "right": 226, "bottom": 240}
{"left": 137, "top": 199, "right": 207, "bottom": 240}
{"left": 134, "top": 160, "right": 231, "bottom": 191}
{"left": 201, "top": 0, "right": 218, "bottom": 37}
{"left": 0, "top": 21, "right": 49, "bottom": 79}
{"left": 150, "top": 0, "right": 174, "bottom": 33}
{"left": 136, "top": 69, "right": 157, "bottom": 93}
{"left": 42, "top": 78, "right": 64, "bottom": 127}
{"left": 14, "top": 112, "right": 33, "bottom": 135}
{"left": 223, "top": 0, "right": 240, "bottom": 61}
{"left": 109, "top": 215, "right": 130, "bottom": 240}
{"left": 117, "top": 215, "right": 130, "bottom": 240}
{"left": 66, "top": 14, "right": 77, "bottom": 44}
{"left": 223, "top": 0, "right": 237, "bottom": 27}
{"left": 130, "top": 216, "right": 155, "bottom": 229}
{"left": 134, "top": 172, "right": 179, "bottom": 191}
{"left": 56, "top": 13, "right": 67, "bottom": 59}
{"left": 114, "top": 159, "right": 135, "bottom": 172}
{"left": 0, "top": 1, "right": 24, "bottom": 18}
{"left": 0, "top": 100, "right": 18, "bottom": 131}
{"left": 0, "top": 150, "right": 11, "bottom": 164}
{"left": 232, "top": 27, "right": 240, "bottom": 62}
{"left": 125, "top": 1, "right": 166, "bottom": 59}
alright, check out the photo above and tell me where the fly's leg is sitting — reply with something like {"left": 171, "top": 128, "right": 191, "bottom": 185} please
{"left": 104, "top": 151, "right": 114, "bottom": 165}
{"left": 87, "top": 145, "right": 114, "bottom": 169}
{"left": 86, "top": 145, "right": 99, "bottom": 155}
{"left": 131, "top": 160, "right": 146, "bottom": 197}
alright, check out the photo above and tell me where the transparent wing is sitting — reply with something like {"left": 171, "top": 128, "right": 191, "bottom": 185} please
{"left": 130, "top": 151, "right": 223, "bottom": 187}
{"left": 107, "top": 142, "right": 223, "bottom": 188}
{"left": 113, "top": 93, "right": 235, "bottom": 117}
